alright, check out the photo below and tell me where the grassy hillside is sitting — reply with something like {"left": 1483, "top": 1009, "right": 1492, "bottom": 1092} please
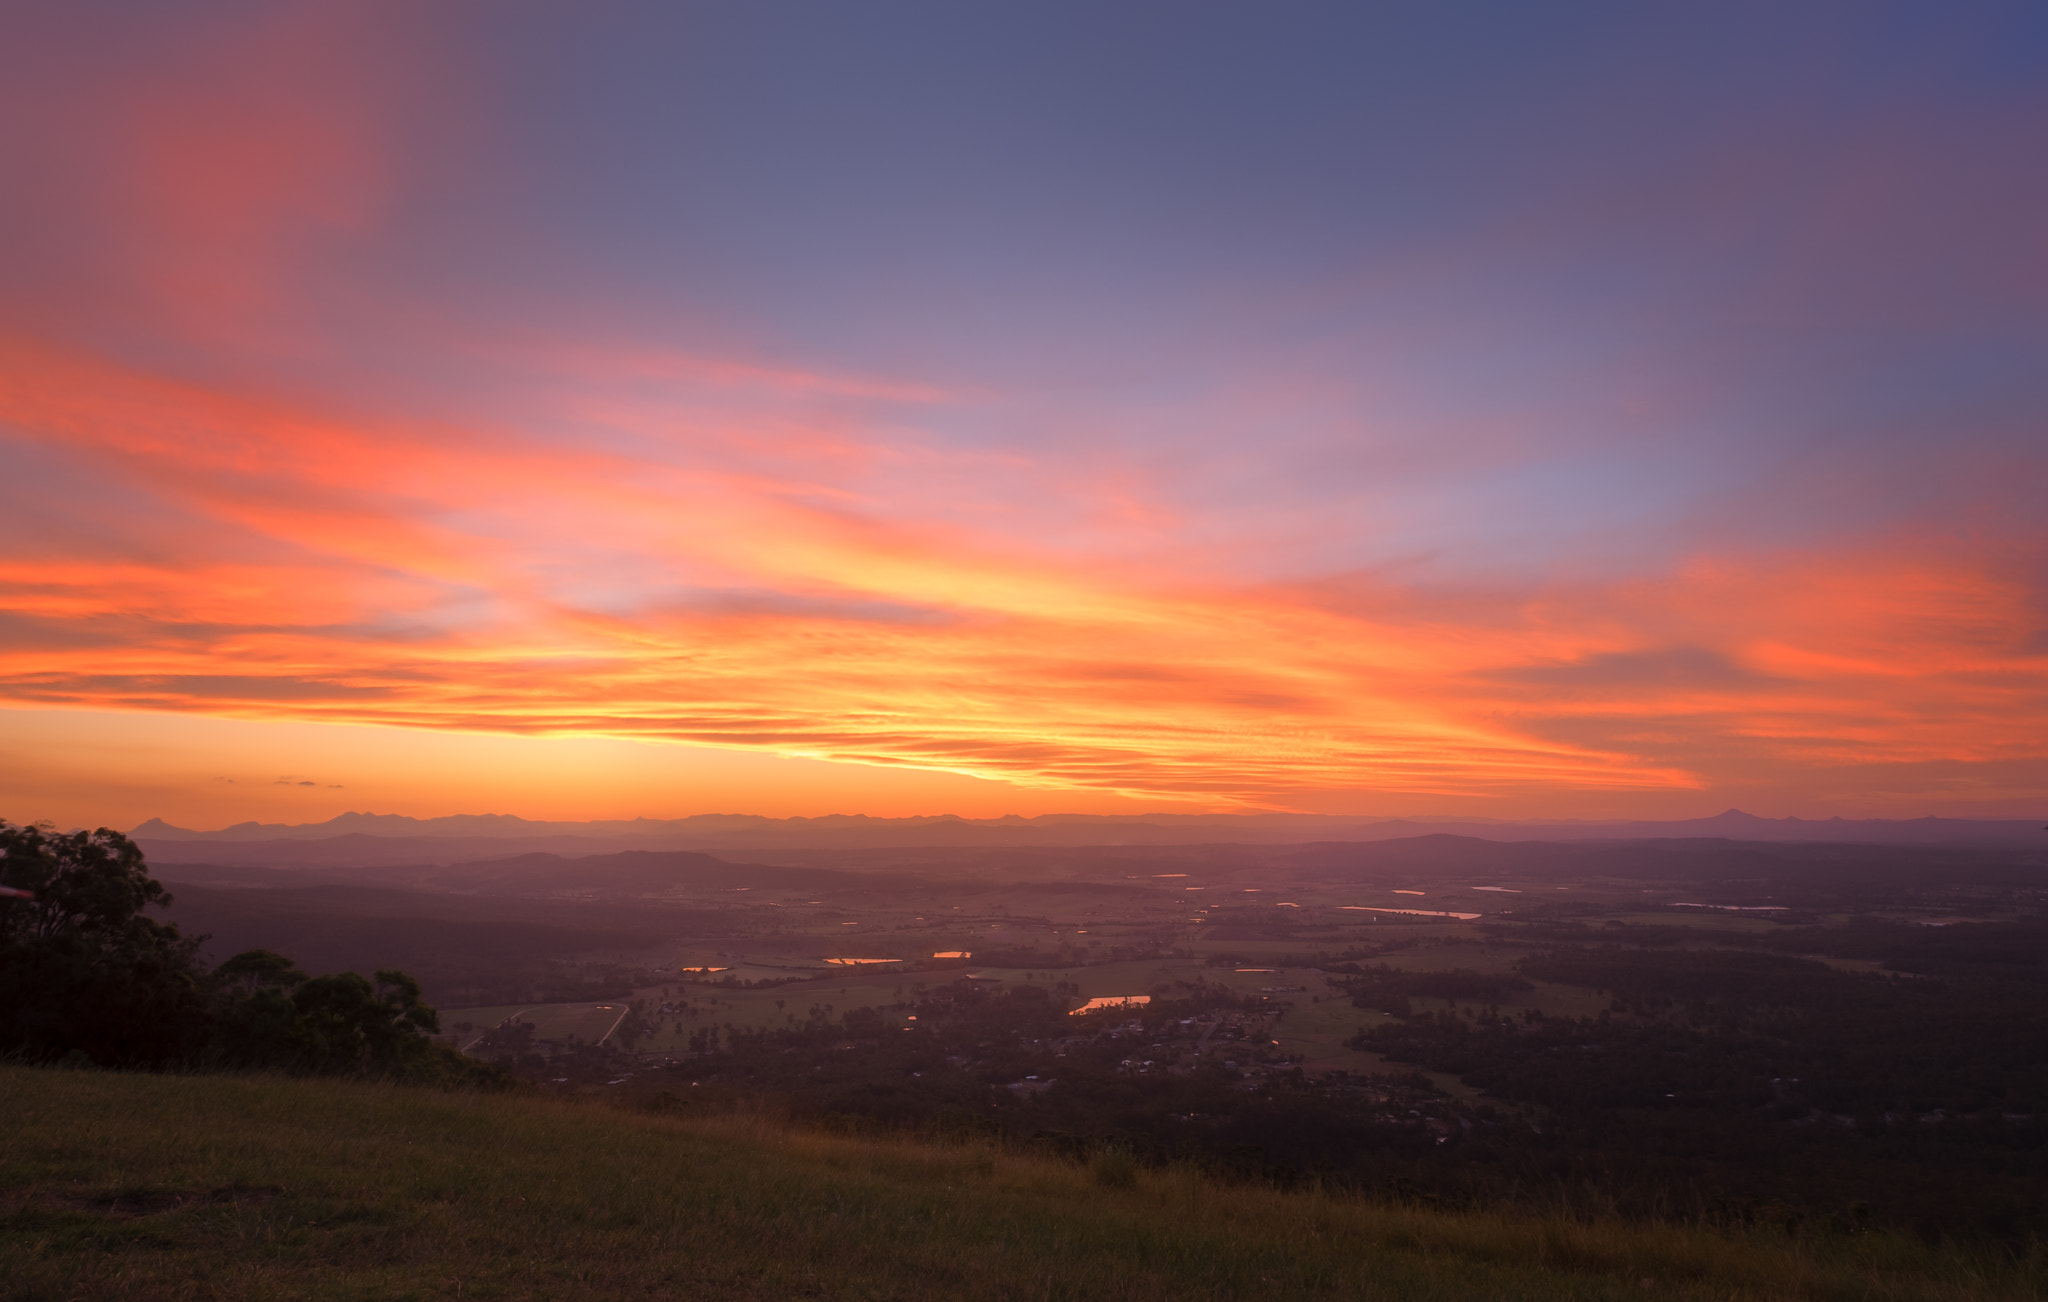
{"left": 3, "top": 1067, "right": 2038, "bottom": 1302}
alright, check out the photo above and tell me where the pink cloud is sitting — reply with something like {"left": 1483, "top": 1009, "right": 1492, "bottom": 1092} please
{"left": 0, "top": 7, "right": 2041, "bottom": 818}
{"left": 5, "top": 327, "right": 2041, "bottom": 811}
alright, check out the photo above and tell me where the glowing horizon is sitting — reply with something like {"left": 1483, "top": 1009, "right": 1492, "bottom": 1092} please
{"left": 2, "top": 5, "right": 2044, "bottom": 830}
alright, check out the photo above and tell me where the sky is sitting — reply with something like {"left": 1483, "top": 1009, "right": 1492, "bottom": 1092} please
{"left": 2, "top": 1, "right": 2045, "bottom": 830}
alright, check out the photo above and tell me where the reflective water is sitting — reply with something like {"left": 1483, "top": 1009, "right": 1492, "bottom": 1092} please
{"left": 1069, "top": 995, "right": 1151, "bottom": 1016}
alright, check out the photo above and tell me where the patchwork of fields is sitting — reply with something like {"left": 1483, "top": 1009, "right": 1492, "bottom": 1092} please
{"left": 436, "top": 875, "right": 1871, "bottom": 1079}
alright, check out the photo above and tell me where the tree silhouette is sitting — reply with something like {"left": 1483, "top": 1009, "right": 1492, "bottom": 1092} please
{"left": 1, "top": 819, "right": 493, "bottom": 1084}
{"left": 0, "top": 821, "right": 207, "bottom": 1066}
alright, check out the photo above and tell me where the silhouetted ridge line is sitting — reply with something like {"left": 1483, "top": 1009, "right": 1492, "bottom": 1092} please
{"left": 134, "top": 810, "right": 2048, "bottom": 857}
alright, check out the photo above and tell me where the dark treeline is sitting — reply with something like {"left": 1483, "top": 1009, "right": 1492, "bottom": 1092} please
{"left": 0, "top": 821, "right": 500, "bottom": 1086}
{"left": 1336, "top": 926, "right": 2048, "bottom": 1240}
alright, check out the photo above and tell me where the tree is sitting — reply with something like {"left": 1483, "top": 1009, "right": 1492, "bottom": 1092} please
{"left": 2, "top": 819, "right": 501, "bottom": 1086}
{"left": 291, "top": 969, "right": 441, "bottom": 1073}
{"left": 0, "top": 821, "right": 209, "bottom": 1067}
{"left": 212, "top": 947, "right": 308, "bottom": 995}
{"left": 208, "top": 948, "right": 312, "bottom": 1068}
{"left": 205, "top": 950, "right": 496, "bottom": 1082}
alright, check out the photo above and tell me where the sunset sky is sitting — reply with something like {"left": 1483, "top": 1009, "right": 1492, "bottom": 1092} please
{"left": 3, "top": 2, "right": 2045, "bottom": 830}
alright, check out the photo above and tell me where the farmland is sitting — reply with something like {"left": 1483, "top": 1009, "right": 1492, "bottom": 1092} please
{"left": 144, "top": 832, "right": 2048, "bottom": 1242}
{"left": 429, "top": 870, "right": 1832, "bottom": 1077}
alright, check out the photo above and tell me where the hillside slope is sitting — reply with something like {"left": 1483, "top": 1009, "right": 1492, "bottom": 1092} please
{"left": 2, "top": 1067, "right": 2035, "bottom": 1301}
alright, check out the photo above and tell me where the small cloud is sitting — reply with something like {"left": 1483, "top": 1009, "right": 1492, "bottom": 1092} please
{"left": 326, "top": 784, "right": 344, "bottom": 789}
{"left": 297, "top": 781, "right": 315, "bottom": 787}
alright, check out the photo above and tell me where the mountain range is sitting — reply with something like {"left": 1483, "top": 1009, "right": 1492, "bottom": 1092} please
{"left": 129, "top": 808, "right": 2048, "bottom": 869}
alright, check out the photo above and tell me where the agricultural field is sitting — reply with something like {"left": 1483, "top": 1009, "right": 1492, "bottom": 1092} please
{"left": 435, "top": 857, "right": 1877, "bottom": 1075}
{"left": 441, "top": 1001, "right": 631, "bottom": 1050}
{"left": 441, "top": 917, "right": 1717, "bottom": 1080}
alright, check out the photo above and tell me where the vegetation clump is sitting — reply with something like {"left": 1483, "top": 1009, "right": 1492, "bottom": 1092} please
{"left": 0, "top": 820, "right": 496, "bottom": 1086}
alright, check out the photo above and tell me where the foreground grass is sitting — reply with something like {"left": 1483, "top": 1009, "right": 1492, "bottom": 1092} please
{"left": 3, "top": 1067, "right": 2039, "bottom": 1301}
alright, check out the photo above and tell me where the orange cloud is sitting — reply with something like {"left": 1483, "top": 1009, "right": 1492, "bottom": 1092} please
{"left": 4, "top": 331, "right": 2042, "bottom": 816}
{"left": 2, "top": 4, "right": 2042, "bottom": 825}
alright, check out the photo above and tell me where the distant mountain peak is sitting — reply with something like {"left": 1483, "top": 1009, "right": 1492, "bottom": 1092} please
{"left": 129, "top": 817, "right": 197, "bottom": 838}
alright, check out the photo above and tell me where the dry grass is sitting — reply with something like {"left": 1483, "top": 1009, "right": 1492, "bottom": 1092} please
{"left": 3, "top": 1065, "right": 2039, "bottom": 1301}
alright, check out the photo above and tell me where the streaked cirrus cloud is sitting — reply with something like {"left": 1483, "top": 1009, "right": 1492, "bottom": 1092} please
{"left": 1, "top": 2, "right": 2043, "bottom": 820}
